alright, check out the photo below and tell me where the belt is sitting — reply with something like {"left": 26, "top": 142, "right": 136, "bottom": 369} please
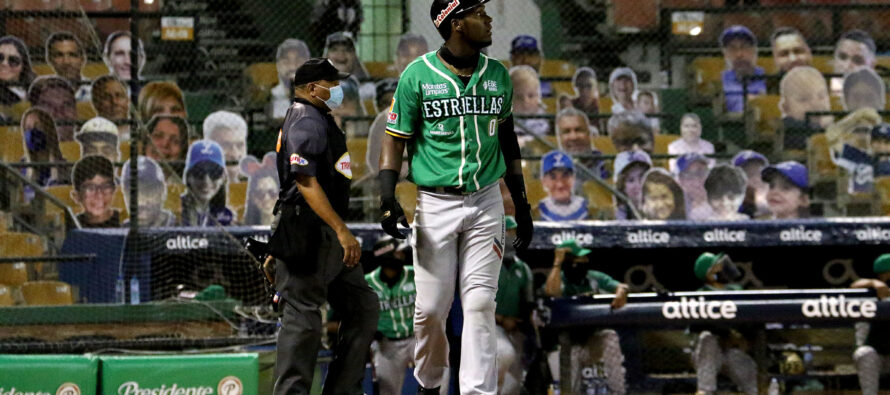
{"left": 418, "top": 186, "right": 471, "bottom": 195}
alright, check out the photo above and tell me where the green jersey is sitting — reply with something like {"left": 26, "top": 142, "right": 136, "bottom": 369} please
{"left": 495, "top": 257, "right": 534, "bottom": 318}
{"left": 561, "top": 270, "right": 621, "bottom": 297}
{"left": 365, "top": 266, "right": 416, "bottom": 339}
{"left": 386, "top": 51, "right": 513, "bottom": 192}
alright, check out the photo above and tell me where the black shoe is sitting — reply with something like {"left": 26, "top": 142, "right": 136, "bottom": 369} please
{"left": 417, "top": 386, "right": 440, "bottom": 394}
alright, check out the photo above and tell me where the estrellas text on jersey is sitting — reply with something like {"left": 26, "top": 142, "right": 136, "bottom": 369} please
{"left": 421, "top": 95, "right": 505, "bottom": 120}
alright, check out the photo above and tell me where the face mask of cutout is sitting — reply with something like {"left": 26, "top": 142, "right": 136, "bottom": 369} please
{"left": 314, "top": 84, "right": 344, "bottom": 110}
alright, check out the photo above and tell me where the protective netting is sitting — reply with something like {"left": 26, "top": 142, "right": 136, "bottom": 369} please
{"left": 0, "top": 0, "right": 889, "bottom": 392}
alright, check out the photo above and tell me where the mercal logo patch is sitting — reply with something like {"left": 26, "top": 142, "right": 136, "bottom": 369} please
{"left": 387, "top": 111, "right": 398, "bottom": 124}
{"left": 336, "top": 152, "right": 353, "bottom": 179}
{"left": 290, "top": 153, "right": 308, "bottom": 166}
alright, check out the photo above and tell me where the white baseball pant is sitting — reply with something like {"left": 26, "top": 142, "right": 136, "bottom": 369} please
{"left": 373, "top": 337, "right": 414, "bottom": 395}
{"left": 546, "top": 329, "right": 627, "bottom": 394}
{"left": 854, "top": 345, "right": 890, "bottom": 395}
{"left": 496, "top": 325, "right": 525, "bottom": 395}
{"left": 412, "top": 182, "right": 504, "bottom": 394}
{"left": 692, "top": 331, "right": 757, "bottom": 395}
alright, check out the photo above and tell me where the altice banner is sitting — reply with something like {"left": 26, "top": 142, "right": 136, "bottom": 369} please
{"left": 100, "top": 354, "right": 258, "bottom": 395}
{"left": 0, "top": 354, "right": 98, "bottom": 395}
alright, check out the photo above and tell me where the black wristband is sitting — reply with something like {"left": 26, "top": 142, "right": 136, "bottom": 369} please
{"left": 379, "top": 169, "right": 399, "bottom": 200}
{"left": 504, "top": 173, "right": 529, "bottom": 208}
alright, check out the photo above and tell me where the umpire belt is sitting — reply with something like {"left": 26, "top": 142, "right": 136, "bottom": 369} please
{"left": 418, "top": 185, "right": 473, "bottom": 196}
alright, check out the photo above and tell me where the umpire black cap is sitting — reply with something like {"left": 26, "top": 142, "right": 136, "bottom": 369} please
{"left": 292, "top": 57, "right": 350, "bottom": 86}
{"left": 430, "top": 0, "right": 490, "bottom": 28}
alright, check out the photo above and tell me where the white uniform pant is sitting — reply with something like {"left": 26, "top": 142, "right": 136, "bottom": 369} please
{"left": 373, "top": 337, "right": 414, "bottom": 395}
{"left": 546, "top": 329, "right": 626, "bottom": 394}
{"left": 692, "top": 331, "right": 757, "bottom": 395}
{"left": 496, "top": 326, "right": 525, "bottom": 395}
{"left": 412, "top": 183, "right": 504, "bottom": 394}
{"left": 854, "top": 345, "right": 890, "bottom": 395}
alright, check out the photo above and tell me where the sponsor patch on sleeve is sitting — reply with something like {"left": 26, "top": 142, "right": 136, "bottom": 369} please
{"left": 290, "top": 153, "right": 309, "bottom": 166}
{"left": 387, "top": 111, "right": 399, "bottom": 124}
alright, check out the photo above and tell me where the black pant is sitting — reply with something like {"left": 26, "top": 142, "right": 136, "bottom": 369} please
{"left": 273, "top": 224, "right": 379, "bottom": 395}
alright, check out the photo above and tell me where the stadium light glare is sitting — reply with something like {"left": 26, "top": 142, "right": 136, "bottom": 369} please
{"left": 690, "top": 26, "right": 702, "bottom": 36}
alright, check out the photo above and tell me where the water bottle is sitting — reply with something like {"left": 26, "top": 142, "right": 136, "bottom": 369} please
{"left": 114, "top": 275, "right": 126, "bottom": 304}
{"left": 548, "top": 380, "right": 560, "bottom": 395}
{"left": 129, "top": 276, "right": 140, "bottom": 304}
{"left": 767, "top": 377, "right": 780, "bottom": 395}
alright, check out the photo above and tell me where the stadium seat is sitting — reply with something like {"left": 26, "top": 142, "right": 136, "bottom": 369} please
{"left": 32, "top": 64, "right": 54, "bottom": 76}
{"left": 119, "top": 141, "right": 130, "bottom": 161}
{"left": 811, "top": 55, "right": 833, "bottom": 74}
{"left": 83, "top": 62, "right": 110, "bottom": 79}
{"left": 395, "top": 182, "right": 417, "bottom": 223}
{"left": 346, "top": 138, "right": 368, "bottom": 180}
{"left": 582, "top": 180, "right": 615, "bottom": 219}
{"left": 364, "top": 62, "right": 398, "bottom": 79}
{"left": 1, "top": 127, "right": 24, "bottom": 162}
{"left": 0, "top": 262, "right": 28, "bottom": 287}
{"left": 243, "top": 62, "right": 278, "bottom": 92}
{"left": 45, "top": 185, "right": 77, "bottom": 209}
{"left": 876, "top": 177, "right": 890, "bottom": 215}
{"left": 59, "top": 141, "right": 81, "bottom": 162}
{"left": 0, "top": 232, "right": 45, "bottom": 259}
{"left": 807, "top": 133, "right": 838, "bottom": 181}
{"left": 525, "top": 135, "right": 559, "bottom": 156}
{"left": 0, "top": 284, "right": 14, "bottom": 306}
{"left": 592, "top": 136, "right": 616, "bottom": 155}
{"left": 747, "top": 94, "right": 781, "bottom": 138}
{"left": 8, "top": 101, "right": 30, "bottom": 122}
{"left": 542, "top": 97, "right": 558, "bottom": 114}
{"left": 551, "top": 81, "right": 574, "bottom": 99}
{"left": 228, "top": 182, "right": 247, "bottom": 211}
{"left": 164, "top": 183, "right": 186, "bottom": 222}
{"left": 76, "top": 101, "right": 97, "bottom": 121}
{"left": 21, "top": 281, "right": 73, "bottom": 306}
{"left": 598, "top": 96, "right": 613, "bottom": 115}
{"left": 654, "top": 134, "right": 678, "bottom": 155}
{"left": 541, "top": 59, "right": 576, "bottom": 79}
{"left": 689, "top": 57, "right": 725, "bottom": 97}
{"left": 525, "top": 178, "right": 547, "bottom": 210}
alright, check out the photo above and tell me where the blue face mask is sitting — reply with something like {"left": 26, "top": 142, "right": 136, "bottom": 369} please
{"left": 24, "top": 128, "right": 47, "bottom": 152}
{"left": 316, "top": 84, "right": 344, "bottom": 110}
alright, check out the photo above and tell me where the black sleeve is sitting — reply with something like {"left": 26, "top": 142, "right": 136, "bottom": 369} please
{"left": 498, "top": 115, "right": 521, "bottom": 162}
{"left": 284, "top": 116, "right": 327, "bottom": 177}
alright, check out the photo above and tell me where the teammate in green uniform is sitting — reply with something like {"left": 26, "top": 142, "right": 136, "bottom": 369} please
{"left": 495, "top": 216, "right": 535, "bottom": 394}
{"left": 365, "top": 236, "right": 417, "bottom": 395}
{"left": 543, "top": 239, "right": 629, "bottom": 394}
{"left": 852, "top": 254, "right": 890, "bottom": 395}
{"left": 691, "top": 252, "right": 757, "bottom": 395}
{"left": 377, "top": 1, "right": 533, "bottom": 393}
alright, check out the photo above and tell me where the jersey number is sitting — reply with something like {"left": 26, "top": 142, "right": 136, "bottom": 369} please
{"left": 488, "top": 119, "right": 497, "bottom": 137}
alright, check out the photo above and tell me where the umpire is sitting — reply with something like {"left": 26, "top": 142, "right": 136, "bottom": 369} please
{"left": 271, "top": 57, "right": 378, "bottom": 395}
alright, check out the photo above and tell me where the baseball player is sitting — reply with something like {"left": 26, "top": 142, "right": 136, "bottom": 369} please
{"left": 691, "top": 252, "right": 757, "bottom": 395}
{"left": 852, "top": 254, "right": 890, "bottom": 395}
{"left": 377, "top": 0, "right": 534, "bottom": 393}
{"left": 496, "top": 216, "right": 535, "bottom": 394}
{"left": 542, "top": 239, "right": 629, "bottom": 394}
{"left": 365, "top": 236, "right": 418, "bottom": 395}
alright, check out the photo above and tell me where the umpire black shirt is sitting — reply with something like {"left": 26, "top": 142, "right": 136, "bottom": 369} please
{"left": 276, "top": 98, "right": 351, "bottom": 218}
